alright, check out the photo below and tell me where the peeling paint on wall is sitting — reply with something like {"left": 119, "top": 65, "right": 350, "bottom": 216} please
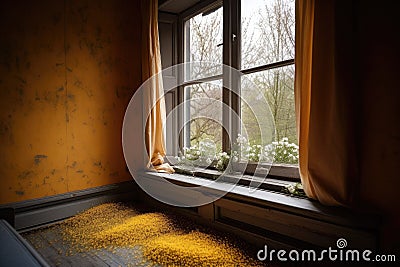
{"left": 34, "top": 155, "right": 48, "bottom": 165}
{"left": 0, "top": 0, "right": 142, "bottom": 204}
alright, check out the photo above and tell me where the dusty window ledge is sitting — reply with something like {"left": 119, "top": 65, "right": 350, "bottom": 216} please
{"left": 172, "top": 166, "right": 302, "bottom": 195}
{"left": 165, "top": 156, "right": 301, "bottom": 181}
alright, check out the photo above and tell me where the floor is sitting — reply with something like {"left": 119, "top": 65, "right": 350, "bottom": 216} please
{"left": 23, "top": 229, "right": 153, "bottom": 266}
{"left": 22, "top": 202, "right": 267, "bottom": 267}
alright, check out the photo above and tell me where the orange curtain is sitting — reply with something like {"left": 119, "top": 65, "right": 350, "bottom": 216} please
{"left": 295, "top": 0, "right": 400, "bottom": 249}
{"left": 141, "top": 0, "right": 174, "bottom": 173}
{"left": 295, "top": 0, "right": 359, "bottom": 206}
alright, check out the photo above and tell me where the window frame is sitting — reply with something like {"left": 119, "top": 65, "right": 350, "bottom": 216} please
{"left": 170, "top": 0, "right": 299, "bottom": 182}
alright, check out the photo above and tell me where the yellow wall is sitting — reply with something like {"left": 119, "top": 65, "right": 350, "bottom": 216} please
{"left": 0, "top": 0, "right": 142, "bottom": 204}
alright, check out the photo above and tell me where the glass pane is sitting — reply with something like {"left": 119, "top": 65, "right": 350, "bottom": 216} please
{"left": 241, "top": 0, "right": 295, "bottom": 70}
{"left": 184, "top": 80, "right": 223, "bottom": 155}
{"left": 185, "top": 6, "right": 223, "bottom": 81}
{"left": 241, "top": 65, "right": 298, "bottom": 164}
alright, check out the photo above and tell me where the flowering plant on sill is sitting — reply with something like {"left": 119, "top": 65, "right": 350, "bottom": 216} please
{"left": 174, "top": 139, "right": 218, "bottom": 171}
{"left": 175, "top": 135, "right": 299, "bottom": 172}
{"left": 215, "top": 152, "right": 231, "bottom": 171}
{"left": 282, "top": 182, "right": 306, "bottom": 197}
{"left": 236, "top": 135, "right": 299, "bottom": 164}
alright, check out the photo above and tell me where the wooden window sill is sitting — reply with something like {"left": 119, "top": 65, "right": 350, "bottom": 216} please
{"left": 139, "top": 170, "right": 380, "bottom": 231}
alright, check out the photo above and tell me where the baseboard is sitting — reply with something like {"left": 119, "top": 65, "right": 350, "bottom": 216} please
{"left": 0, "top": 180, "right": 139, "bottom": 231}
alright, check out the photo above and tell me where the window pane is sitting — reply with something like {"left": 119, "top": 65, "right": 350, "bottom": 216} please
{"left": 184, "top": 80, "right": 223, "bottom": 154}
{"left": 241, "top": 65, "right": 298, "bottom": 164}
{"left": 185, "top": 6, "right": 223, "bottom": 81}
{"left": 241, "top": 0, "right": 295, "bottom": 70}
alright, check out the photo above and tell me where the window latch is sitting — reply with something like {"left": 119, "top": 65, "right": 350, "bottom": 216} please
{"left": 232, "top": 33, "right": 237, "bottom": 43}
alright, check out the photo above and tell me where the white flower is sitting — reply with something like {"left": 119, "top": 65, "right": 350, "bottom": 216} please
{"left": 236, "top": 134, "right": 248, "bottom": 144}
{"left": 287, "top": 185, "right": 296, "bottom": 194}
{"left": 206, "top": 158, "right": 212, "bottom": 165}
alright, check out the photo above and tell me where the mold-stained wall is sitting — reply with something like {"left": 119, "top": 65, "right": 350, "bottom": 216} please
{"left": 0, "top": 0, "right": 142, "bottom": 204}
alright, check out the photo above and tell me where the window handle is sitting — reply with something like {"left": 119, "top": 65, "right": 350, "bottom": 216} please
{"left": 232, "top": 33, "right": 237, "bottom": 43}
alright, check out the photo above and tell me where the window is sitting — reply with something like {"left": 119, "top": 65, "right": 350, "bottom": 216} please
{"left": 241, "top": 0, "right": 296, "bottom": 155}
{"left": 183, "top": 5, "right": 223, "bottom": 151}
{"left": 166, "top": 0, "right": 298, "bottom": 182}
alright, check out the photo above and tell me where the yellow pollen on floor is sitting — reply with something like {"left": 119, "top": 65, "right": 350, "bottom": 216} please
{"left": 57, "top": 203, "right": 263, "bottom": 266}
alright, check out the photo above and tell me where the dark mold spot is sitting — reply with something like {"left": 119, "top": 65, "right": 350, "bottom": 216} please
{"left": 34, "top": 154, "right": 48, "bottom": 165}
{"left": 15, "top": 191, "right": 24, "bottom": 196}
{"left": 42, "top": 176, "right": 49, "bottom": 185}
{"left": 74, "top": 80, "right": 82, "bottom": 87}
{"left": 57, "top": 86, "right": 64, "bottom": 92}
{"left": 94, "top": 161, "right": 102, "bottom": 167}
{"left": 18, "top": 170, "right": 32, "bottom": 179}
{"left": 76, "top": 170, "right": 84, "bottom": 173}
{"left": 51, "top": 169, "right": 56, "bottom": 175}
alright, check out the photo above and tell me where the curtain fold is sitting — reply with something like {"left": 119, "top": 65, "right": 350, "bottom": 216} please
{"left": 295, "top": 0, "right": 358, "bottom": 206}
{"left": 141, "top": 0, "right": 174, "bottom": 173}
{"left": 295, "top": 0, "right": 400, "bottom": 249}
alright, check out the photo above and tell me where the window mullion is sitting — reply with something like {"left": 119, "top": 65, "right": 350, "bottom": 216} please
{"left": 231, "top": 0, "right": 241, "bottom": 150}
{"left": 222, "top": 0, "right": 241, "bottom": 153}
